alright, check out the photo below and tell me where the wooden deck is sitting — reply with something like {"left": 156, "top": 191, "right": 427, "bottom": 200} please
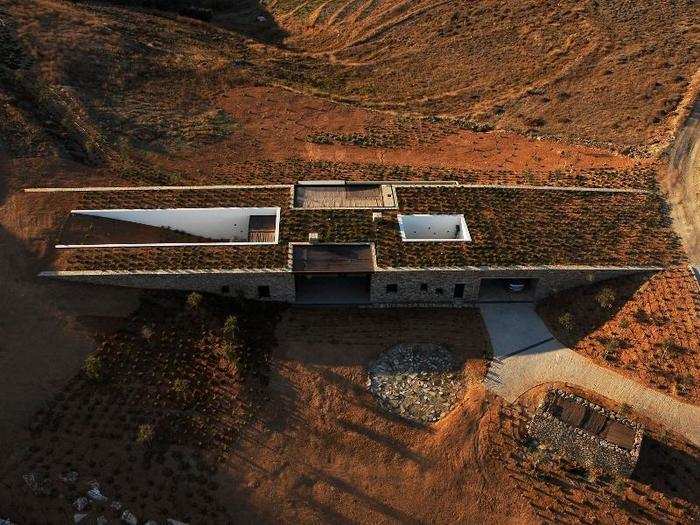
{"left": 295, "top": 184, "right": 396, "bottom": 208}
{"left": 549, "top": 395, "right": 636, "bottom": 450}
{"left": 247, "top": 215, "right": 277, "bottom": 243}
{"left": 292, "top": 244, "right": 374, "bottom": 273}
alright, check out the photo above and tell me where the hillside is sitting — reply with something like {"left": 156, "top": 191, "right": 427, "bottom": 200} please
{"left": 260, "top": 0, "right": 699, "bottom": 150}
{"left": 0, "top": 0, "right": 697, "bottom": 182}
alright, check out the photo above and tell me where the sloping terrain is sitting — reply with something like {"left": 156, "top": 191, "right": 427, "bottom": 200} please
{"left": 259, "top": 0, "right": 698, "bottom": 150}
{"left": 1, "top": 0, "right": 697, "bottom": 184}
{"left": 0, "top": 2, "right": 697, "bottom": 523}
{"left": 538, "top": 267, "right": 700, "bottom": 404}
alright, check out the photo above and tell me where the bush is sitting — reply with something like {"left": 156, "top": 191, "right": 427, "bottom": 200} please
{"left": 558, "top": 312, "right": 574, "bottom": 332}
{"left": 84, "top": 355, "right": 104, "bottom": 382}
{"left": 223, "top": 315, "right": 238, "bottom": 338}
{"left": 187, "top": 291, "right": 203, "bottom": 310}
{"left": 659, "top": 337, "right": 681, "bottom": 358}
{"left": 611, "top": 477, "right": 626, "bottom": 494}
{"left": 633, "top": 307, "right": 650, "bottom": 324}
{"left": 172, "top": 378, "right": 189, "bottom": 398}
{"left": 603, "top": 339, "right": 620, "bottom": 361}
{"left": 136, "top": 424, "right": 155, "bottom": 446}
{"left": 596, "top": 287, "right": 616, "bottom": 310}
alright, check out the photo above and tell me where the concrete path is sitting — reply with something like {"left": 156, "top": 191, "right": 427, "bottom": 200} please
{"left": 480, "top": 303, "right": 700, "bottom": 447}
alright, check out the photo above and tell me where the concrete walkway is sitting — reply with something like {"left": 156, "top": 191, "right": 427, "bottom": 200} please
{"left": 480, "top": 303, "right": 700, "bottom": 447}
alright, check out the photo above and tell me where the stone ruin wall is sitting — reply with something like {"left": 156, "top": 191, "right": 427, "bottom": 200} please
{"left": 528, "top": 389, "right": 644, "bottom": 477}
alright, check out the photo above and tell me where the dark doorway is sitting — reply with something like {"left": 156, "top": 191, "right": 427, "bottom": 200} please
{"left": 295, "top": 274, "right": 371, "bottom": 305}
{"left": 477, "top": 278, "right": 538, "bottom": 302}
{"left": 453, "top": 283, "right": 465, "bottom": 298}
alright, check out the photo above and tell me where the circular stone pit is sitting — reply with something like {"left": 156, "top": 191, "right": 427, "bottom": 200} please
{"left": 367, "top": 343, "right": 465, "bottom": 424}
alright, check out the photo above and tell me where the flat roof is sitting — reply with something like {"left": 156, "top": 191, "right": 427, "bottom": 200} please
{"left": 37, "top": 183, "right": 685, "bottom": 273}
{"left": 292, "top": 244, "right": 374, "bottom": 273}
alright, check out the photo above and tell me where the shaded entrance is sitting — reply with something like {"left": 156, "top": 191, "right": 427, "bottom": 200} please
{"left": 295, "top": 274, "right": 371, "bottom": 304}
{"left": 478, "top": 278, "right": 538, "bottom": 302}
{"left": 292, "top": 243, "right": 374, "bottom": 304}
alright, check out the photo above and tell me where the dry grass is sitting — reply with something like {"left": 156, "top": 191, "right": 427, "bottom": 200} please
{"left": 538, "top": 268, "right": 700, "bottom": 404}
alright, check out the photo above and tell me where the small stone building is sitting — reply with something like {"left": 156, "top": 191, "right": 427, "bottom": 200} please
{"left": 528, "top": 389, "right": 644, "bottom": 476}
{"left": 32, "top": 180, "right": 683, "bottom": 305}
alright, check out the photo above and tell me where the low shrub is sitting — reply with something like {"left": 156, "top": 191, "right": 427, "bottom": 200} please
{"left": 136, "top": 423, "right": 155, "bottom": 446}
{"left": 223, "top": 315, "right": 238, "bottom": 338}
{"left": 557, "top": 312, "right": 574, "bottom": 332}
{"left": 84, "top": 355, "right": 104, "bottom": 382}
{"left": 596, "top": 287, "right": 616, "bottom": 310}
{"left": 187, "top": 291, "right": 203, "bottom": 310}
{"left": 602, "top": 339, "right": 620, "bottom": 361}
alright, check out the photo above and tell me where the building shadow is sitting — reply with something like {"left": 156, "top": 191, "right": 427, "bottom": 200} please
{"left": 99, "top": 0, "right": 289, "bottom": 45}
{"left": 309, "top": 468, "right": 421, "bottom": 525}
{"left": 633, "top": 436, "right": 700, "bottom": 506}
{"left": 210, "top": 1, "right": 289, "bottom": 45}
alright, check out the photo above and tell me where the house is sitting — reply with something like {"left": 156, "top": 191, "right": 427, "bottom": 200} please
{"left": 32, "top": 180, "right": 683, "bottom": 305}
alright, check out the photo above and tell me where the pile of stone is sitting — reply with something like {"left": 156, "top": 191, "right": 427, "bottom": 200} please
{"left": 367, "top": 343, "right": 464, "bottom": 424}
{"left": 18, "top": 470, "right": 189, "bottom": 525}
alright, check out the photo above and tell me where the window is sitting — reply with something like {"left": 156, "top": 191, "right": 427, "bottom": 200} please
{"left": 257, "top": 285, "right": 270, "bottom": 298}
{"left": 435, "top": 287, "right": 444, "bottom": 295}
{"left": 454, "top": 283, "right": 465, "bottom": 298}
{"left": 386, "top": 284, "right": 398, "bottom": 294}
{"left": 420, "top": 283, "right": 428, "bottom": 292}
{"left": 221, "top": 285, "right": 230, "bottom": 294}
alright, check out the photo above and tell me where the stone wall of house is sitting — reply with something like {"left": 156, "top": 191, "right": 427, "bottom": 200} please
{"left": 369, "top": 268, "right": 646, "bottom": 304}
{"left": 527, "top": 389, "right": 644, "bottom": 477}
{"left": 51, "top": 272, "right": 296, "bottom": 302}
{"left": 50, "top": 267, "right": 649, "bottom": 305}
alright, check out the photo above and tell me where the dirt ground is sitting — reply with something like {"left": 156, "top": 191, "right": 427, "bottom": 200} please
{"left": 0, "top": 2, "right": 698, "bottom": 522}
{"left": 538, "top": 268, "right": 700, "bottom": 405}
{"left": 216, "top": 307, "right": 518, "bottom": 524}
{"left": 0, "top": 188, "right": 140, "bottom": 456}
{"left": 2, "top": 303, "right": 697, "bottom": 523}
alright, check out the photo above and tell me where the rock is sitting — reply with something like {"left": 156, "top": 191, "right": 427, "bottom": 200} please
{"left": 0, "top": 519, "right": 16, "bottom": 525}
{"left": 145, "top": 521, "right": 159, "bottom": 525}
{"left": 74, "top": 497, "right": 89, "bottom": 512}
{"left": 74, "top": 514, "right": 88, "bottom": 524}
{"left": 166, "top": 520, "right": 189, "bottom": 525}
{"left": 121, "top": 510, "right": 138, "bottom": 525}
{"left": 88, "top": 487, "right": 108, "bottom": 503}
{"left": 110, "top": 501, "right": 123, "bottom": 511}
{"left": 22, "top": 472, "right": 40, "bottom": 494}
{"left": 59, "top": 471, "right": 79, "bottom": 483}
{"left": 96, "top": 517, "right": 108, "bottom": 525}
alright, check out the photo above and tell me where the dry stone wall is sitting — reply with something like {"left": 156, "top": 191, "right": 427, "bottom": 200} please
{"left": 50, "top": 271, "right": 295, "bottom": 302}
{"left": 528, "top": 389, "right": 644, "bottom": 477}
{"left": 370, "top": 268, "right": 644, "bottom": 304}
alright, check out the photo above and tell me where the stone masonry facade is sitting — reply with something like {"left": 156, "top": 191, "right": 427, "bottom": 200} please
{"left": 48, "top": 267, "right": 647, "bottom": 305}
{"left": 52, "top": 271, "right": 296, "bottom": 302}
{"left": 369, "top": 268, "right": 643, "bottom": 305}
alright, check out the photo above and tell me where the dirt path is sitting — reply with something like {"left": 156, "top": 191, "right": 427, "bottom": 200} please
{"left": 481, "top": 303, "right": 700, "bottom": 446}
{"left": 665, "top": 96, "right": 700, "bottom": 263}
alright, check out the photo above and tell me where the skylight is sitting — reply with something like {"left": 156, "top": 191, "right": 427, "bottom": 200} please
{"left": 397, "top": 214, "right": 471, "bottom": 242}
